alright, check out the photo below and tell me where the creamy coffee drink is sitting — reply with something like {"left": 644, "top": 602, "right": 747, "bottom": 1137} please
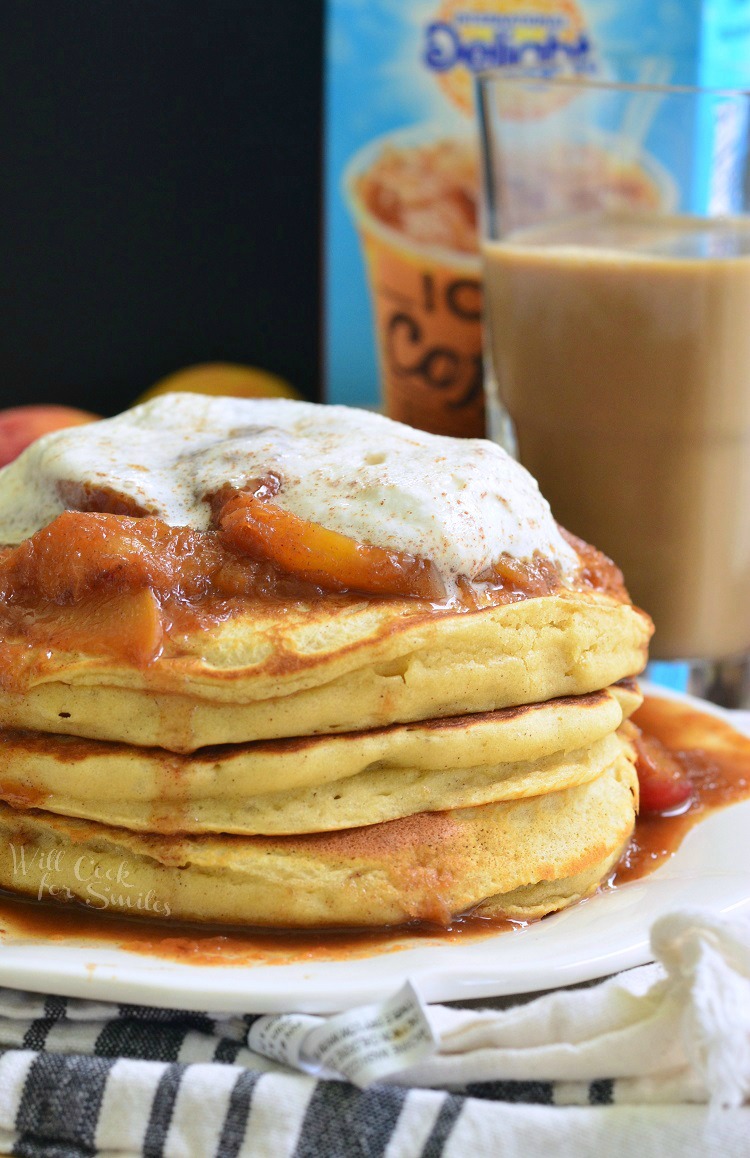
{"left": 483, "top": 214, "right": 750, "bottom": 660}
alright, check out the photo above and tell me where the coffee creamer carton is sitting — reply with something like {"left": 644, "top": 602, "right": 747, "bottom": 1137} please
{"left": 324, "top": 0, "right": 750, "bottom": 434}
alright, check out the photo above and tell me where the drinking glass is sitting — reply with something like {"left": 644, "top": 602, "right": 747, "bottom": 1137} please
{"left": 476, "top": 75, "right": 750, "bottom": 706}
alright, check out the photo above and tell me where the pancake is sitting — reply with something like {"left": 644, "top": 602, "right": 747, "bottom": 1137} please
{"left": 0, "top": 398, "right": 649, "bottom": 932}
{"left": 19, "top": 732, "right": 629, "bottom": 835}
{"left": 0, "top": 753, "right": 638, "bottom": 926}
{"left": 0, "top": 690, "right": 638, "bottom": 834}
{"left": 0, "top": 590, "right": 651, "bottom": 751}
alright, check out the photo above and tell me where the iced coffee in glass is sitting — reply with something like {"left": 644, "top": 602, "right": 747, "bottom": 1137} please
{"left": 477, "top": 76, "right": 750, "bottom": 702}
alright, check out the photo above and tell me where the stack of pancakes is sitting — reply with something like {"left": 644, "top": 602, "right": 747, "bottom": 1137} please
{"left": 0, "top": 580, "right": 650, "bottom": 927}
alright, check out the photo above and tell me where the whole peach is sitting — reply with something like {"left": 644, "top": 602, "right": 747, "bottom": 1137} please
{"left": 0, "top": 405, "right": 99, "bottom": 468}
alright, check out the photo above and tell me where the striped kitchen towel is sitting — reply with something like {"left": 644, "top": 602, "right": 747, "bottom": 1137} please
{"left": 0, "top": 909, "right": 749, "bottom": 1157}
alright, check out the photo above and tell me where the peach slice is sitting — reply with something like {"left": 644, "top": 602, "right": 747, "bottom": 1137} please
{"left": 0, "top": 511, "right": 229, "bottom": 603}
{"left": 217, "top": 490, "right": 445, "bottom": 600}
{"left": 44, "top": 588, "right": 164, "bottom": 666}
{"left": 631, "top": 728, "right": 693, "bottom": 814}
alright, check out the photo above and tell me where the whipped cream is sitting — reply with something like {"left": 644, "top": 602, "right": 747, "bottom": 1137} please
{"left": 0, "top": 395, "right": 579, "bottom": 579}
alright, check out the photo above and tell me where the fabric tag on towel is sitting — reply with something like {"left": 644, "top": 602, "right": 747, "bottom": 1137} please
{"left": 247, "top": 981, "right": 436, "bottom": 1088}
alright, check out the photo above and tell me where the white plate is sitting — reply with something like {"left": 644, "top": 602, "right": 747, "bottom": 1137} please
{"left": 1, "top": 683, "right": 749, "bottom": 1013}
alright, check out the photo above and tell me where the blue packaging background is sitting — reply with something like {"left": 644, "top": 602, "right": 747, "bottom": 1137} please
{"left": 325, "top": 0, "right": 750, "bottom": 410}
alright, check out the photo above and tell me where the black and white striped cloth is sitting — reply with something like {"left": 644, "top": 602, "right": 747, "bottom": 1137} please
{"left": 1, "top": 909, "right": 749, "bottom": 1157}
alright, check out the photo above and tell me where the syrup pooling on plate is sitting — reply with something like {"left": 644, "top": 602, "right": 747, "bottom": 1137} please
{"left": 612, "top": 695, "right": 750, "bottom": 884}
{"left": 0, "top": 885, "right": 523, "bottom": 965}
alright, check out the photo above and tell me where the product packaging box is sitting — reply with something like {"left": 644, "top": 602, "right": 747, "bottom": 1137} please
{"left": 324, "top": 0, "right": 750, "bottom": 435}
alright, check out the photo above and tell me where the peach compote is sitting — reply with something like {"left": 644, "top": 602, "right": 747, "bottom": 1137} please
{"left": 0, "top": 484, "right": 450, "bottom": 672}
{"left": 0, "top": 481, "right": 615, "bottom": 675}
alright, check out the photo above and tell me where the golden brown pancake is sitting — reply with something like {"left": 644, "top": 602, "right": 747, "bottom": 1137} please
{"left": 0, "top": 691, "right": 638, "bottom": 835}
{"left": 0, "top": 591, "right": 651, "bottom": 751}
{"left": 0, "top": 750, "right": 637, "bottom": 926}
{"left": 0, "top": 396, "right": 651, "bottom": 931}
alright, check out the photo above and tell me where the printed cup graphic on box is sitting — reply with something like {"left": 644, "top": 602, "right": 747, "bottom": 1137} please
{"left": 344, "top": 126, "right": 486, "bottom": 439}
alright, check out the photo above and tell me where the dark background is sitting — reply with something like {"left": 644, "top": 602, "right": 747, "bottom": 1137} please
{"left": 0, "top": 1, "right": 324, "bottom": 413}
